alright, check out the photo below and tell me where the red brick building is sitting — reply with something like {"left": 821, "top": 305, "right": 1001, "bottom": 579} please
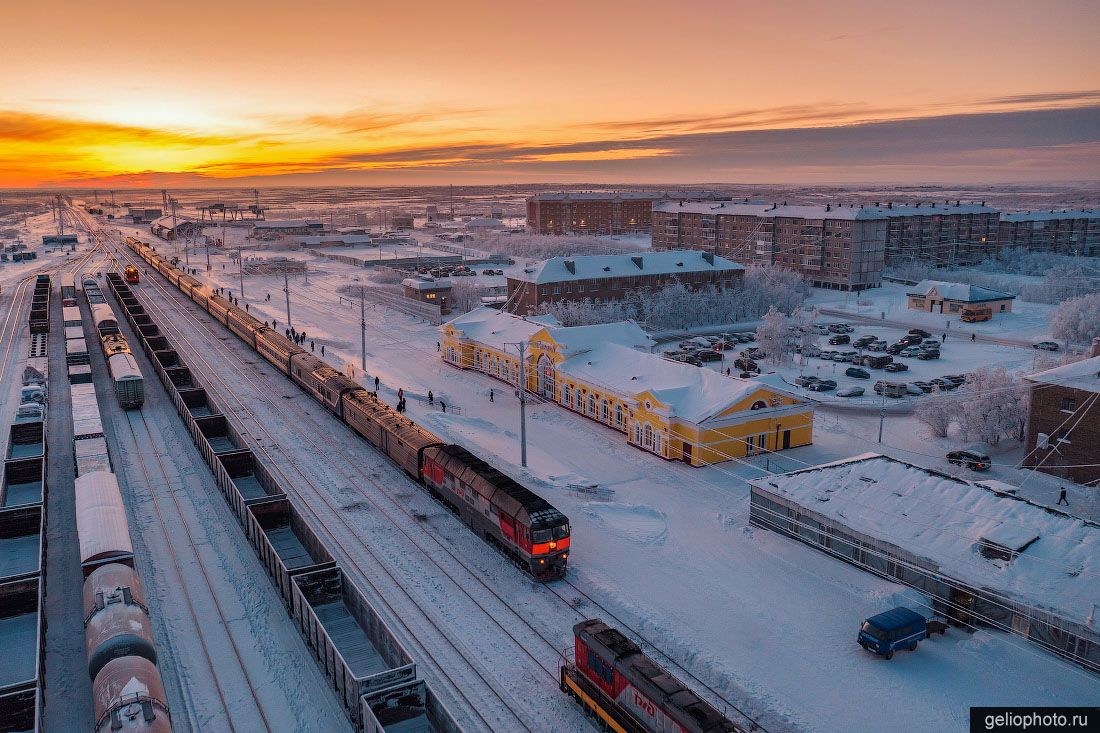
{"left": 505, "top": 250, "right": 744, "bottom": 314}
{"left": 998, "top": 210, "right": 1100, "bottom": 256}
{"left": 1023, "top": 342, "right": 1100, "bottom": 486}
{"left": 525, "top": 191, "right": 726, "bottom": 235}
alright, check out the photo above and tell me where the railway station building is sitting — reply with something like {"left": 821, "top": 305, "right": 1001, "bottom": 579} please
{"left": 748, "top": 454, "right": 1100, "bottom": 674}
{"left": 905, "top": 280, "right": 1016, "bottom": 316}
{"left": 440, "top": 307, "right": 813, "bottom": 465}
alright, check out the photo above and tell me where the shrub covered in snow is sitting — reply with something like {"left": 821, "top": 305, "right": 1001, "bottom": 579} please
{"left": 1049, "top": 292, "right": 1100, "bottom": 344}
{"left": 533, "top": 265, "right": 809, "bottom": 329}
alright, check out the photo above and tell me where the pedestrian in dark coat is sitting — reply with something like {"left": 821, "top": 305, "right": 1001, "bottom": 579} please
{"left": 374, "top": 376, "right": 380, "bottom": 390}
{"left": 1057, "top": 487, "right": 1069, "bottom": 506}
{"left": 398, "top": 388, "right": 404, "bottom": 402}
{"left": 971, "top": 333, "right": 976, "bottom": 342}
{"left": 321, "top": 345, "right": 325, "bottom": 356}
{"left": 310, "top": 340, "right": 315, "bottom": 352}
{"left": 942, "top": 333, "right": 947, "bottom": 342}
{"left": 489, "top": 389, "right": 494, "bottom": 402}
{"left": 441, "top": 402, "right": 446, "bottom": 413}
{"left": 428, "top": 390, "right": 433, "bottom": 404}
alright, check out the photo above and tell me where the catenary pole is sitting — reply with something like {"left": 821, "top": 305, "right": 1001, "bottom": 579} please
{"left": 283, "top": 258, "right": 292, "bottom": 328}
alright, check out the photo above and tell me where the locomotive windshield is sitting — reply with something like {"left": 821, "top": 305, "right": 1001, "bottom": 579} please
{"left": 553, "top": 524, "right": 570, "bottom": 540}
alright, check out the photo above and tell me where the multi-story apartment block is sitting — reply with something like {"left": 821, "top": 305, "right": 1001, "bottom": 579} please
{"left": 525, "top": 191, "right": 727, "bottom": 235}
{"left": 875, "top": 201, "right": 1000, "bottom": 265}
{"left": 652, "top": 202, "right": 887, "bottom": 291}
{"left": 997, "top": 210, "right": 1100, "bottom": 256}
{"left": 504, "top": 250, "right": 744, "bottom": 314}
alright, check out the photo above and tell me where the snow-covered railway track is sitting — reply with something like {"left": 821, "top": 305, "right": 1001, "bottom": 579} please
{"left": 103, "top": 234, "right": 582, "bottom": 731}
{"left": 117, "top": 407, "right": 273, "bottom": 733}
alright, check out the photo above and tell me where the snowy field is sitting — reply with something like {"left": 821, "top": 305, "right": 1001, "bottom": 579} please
{"left": 103, "top": 223, "right": 1100, "bottom": 732}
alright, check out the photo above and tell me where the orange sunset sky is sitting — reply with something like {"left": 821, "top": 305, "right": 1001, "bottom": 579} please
{"left": 2, "top": 0, "right": 1098, "bottom": 188}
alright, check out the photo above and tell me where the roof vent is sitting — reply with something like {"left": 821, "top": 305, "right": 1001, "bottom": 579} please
{"left": 956, "top": 200, "right": 961, "bottom": 206}
{"left": 825, "top": 204, "right": 831, "bottom": 212}
{"left": 888, "top": 201, "right": 893, "bottom": 209}
{"left": 602, "top": 266, "right": 611, "bottom": 272}
{"left": 702, "top": 252, "right": 714, "bottom": 265}
{"left": 564, "top": 259, "right": 576, "bottom": 274}
{"left": 676, "top": 261, "right": 684, "bottom": 267}
{"left": 631, "top": 256, "right": 643, "bottom": 270}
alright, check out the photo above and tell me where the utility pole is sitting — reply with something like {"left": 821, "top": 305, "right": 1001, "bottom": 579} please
{"left": 238, "top": 243, "right": 245, "bottom": 299}
{"left": 506, "top": 341, "right": 529, "bottom": 467}
{"left": 283, "top": 258, "right": 292, "bottom": 328}
{"left": 360, "top": 288, "right": 367, "bottom": 371}
{"left": 878, "top": 409, "right": 886, "bottom": 443}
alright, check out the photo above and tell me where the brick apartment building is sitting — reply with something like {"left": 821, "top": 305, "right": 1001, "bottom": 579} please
{"left": 652, "top": 201, "right": 886, "bottom": 291}
{"left": 525, "top": 191, "right": 727, "bottom": 235}
{"left": 1023, "top": 341, "right": 1100, "bottom": 485}
{"left": 504, "top": 250, "right": 744, "bottom": 314}
{"left": 877, "top": 201, "right": 1000, "bottom": 265}
{"left": 998, "top": 210, "right": 1100, "bottom": 256}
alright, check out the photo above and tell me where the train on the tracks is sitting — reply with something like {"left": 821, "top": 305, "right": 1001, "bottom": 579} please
{"left": 81, "top": 275, "right": 145, "bottom": 409}
{"left": 124, "top": 236, "right": 571, "bottom": 580}
{"left": 562, "top": 619, "right": 746, "bottom": 733}
{"left": 124, "top": 265, "right": 140, "bottom": 284}
{"left": 67, "top": 325, "right": 169, "bottom": 730}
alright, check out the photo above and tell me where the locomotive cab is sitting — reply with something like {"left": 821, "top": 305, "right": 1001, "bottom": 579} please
{"left": 529, "top": 510, "right": 570, "bottom": 580}
{"left": 124, "top": 265, "right": 140, "bottom": 284}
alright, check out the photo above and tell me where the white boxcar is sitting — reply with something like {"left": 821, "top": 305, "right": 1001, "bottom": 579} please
{"left": 74, "top": 471, "right": 133, "bottom": 574}
{"left": 107, "top": 352, "right": 144, "bottom": 409}
{"left": 64, "top": 325, "right": 84, "bottom": 341}
{"left": 62, "top": 306, "right": 82, "bottom": 327}
{"left": 71, "top": 383, "right": 104, "bottom": 439}
{"left": 74, "top": 436, "right": 111, "bottom": 477}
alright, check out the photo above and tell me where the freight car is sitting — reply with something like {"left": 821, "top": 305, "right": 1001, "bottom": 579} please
{"left": 123, "top": 236, "right": 572, "bottom": 581}
{"left": 91, "top": 656, "right": 171, "bottom": 733}
{"left": 562, "top": 619, "right": 744, "bottom": 733}
{"left": 83, "top": 563, "right": 157, "bottom": 679}
{"left": 74, "top": 471, "right": 135, "bottom": 577}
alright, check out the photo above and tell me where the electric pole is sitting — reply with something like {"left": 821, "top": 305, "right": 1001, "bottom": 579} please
{"left": 506, "top": 341, "right": 529, "bottom": 467}
{"left": 205, "top": 234, "right": 211, "bottom": 272}
{"left": 283, "top": 258, "right": 292, "bottom": 328}
{"left": 878, "top": 409, "right": 886, "bottom": 443}
{"left": 360, "top": 288, "right": 366, "bottom": 371}
{"left": 238, "top": 244, "right": 245, "bottom": 300}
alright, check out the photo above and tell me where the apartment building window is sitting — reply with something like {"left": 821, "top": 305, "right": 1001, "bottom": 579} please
{"left": 1061, "top": 397, "right": 1077, "bottom": 412}
{"left": 552, "top": 287, "right": 560, "bottom": 295}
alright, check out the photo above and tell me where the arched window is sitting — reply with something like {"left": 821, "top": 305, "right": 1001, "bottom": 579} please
{"left": 575, "top": 390, "right": 583, "bottom": 411}
{"left": 615, "top": 404, "right": 623, "bottom": 427}
{"left": 654, "top": 432, "right": 663, "bottom": 455}
{"left": 587, "top": 393, "right": 596, "bottom": 415}
{"left": 751, "top": 400, "right": 767, "bottom": 410}
{"left": 601, "top": 400, "right": 609, "bottom": 422}
{"left": 643, "top": 424, "right": 653, "bottom": 449}
{"left": 633, "top": 424, "right": 642, "bottom": 444}
{"left": 562, "top": 384, "right": 572, "bottom": 406}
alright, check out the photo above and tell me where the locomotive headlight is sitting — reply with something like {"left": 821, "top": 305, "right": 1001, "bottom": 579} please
{"left": 539, "top": 559, "right": 545, "bottom": 564}
{"left": 549, "top": 541, "right": 557, "bottom": 550}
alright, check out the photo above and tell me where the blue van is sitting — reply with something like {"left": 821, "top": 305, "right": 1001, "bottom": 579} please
{"left": 858, "top": 607, "right": 927, "bottom": 659}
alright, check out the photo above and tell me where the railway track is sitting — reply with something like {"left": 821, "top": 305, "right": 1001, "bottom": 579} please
{"left": 82, "top": 214, "right": 566, "bottom": 732}
{"left": 91, "top": 213, "right": 777, "bottom": 733}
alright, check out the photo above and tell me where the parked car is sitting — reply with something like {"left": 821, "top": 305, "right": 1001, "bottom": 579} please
{"left": 947, "top": 449, "right": 991, "bottom": 471}
{"left": 695, "top": 349, "right": 723, "bottom": 362}
{"left": 910, "top": 381, "right": 934, "bottom": 393}
{"left": 828, "top": 334, "right": 851, "bottom": 345}
{"left": 794, "top": 375, "right": 820, "bottom": 387}
{"left": 808, "top": 379, "right": 837, "bottom": 391}
{"left": 900, "top": 347, "right": 922, "bottom": 358}
{"left": 867, "top": 340, "right": 888, "bottom": 352}
{"left": 1033, "top": 341, "right": 1059, "bottom": 351}
{"left": 908, "top": 328, "right": 932, "bottom": 338}
{"left": 739, "top": 371, "right": 759, "bottom": 378}
{"left": 818, "top": 349, "right": 836, "bottom": 360}
{"left": 814, "top": 325, "right": 831, "bottom": 335}
{"left": 828, "top": 323, "right": 854, "bottom": 334}
{"left": 743, "top": 348, "right": 766, "bottom": 360}
{"left": 837, "top": 386, "right": 865, "bottom": 397}
{"left": 853, "top": 335, "right": 877, "bottom": 348}
{"left": 858, "top": 608, "right": 928, "bottom": 660}
{"left": 943, "top": 374, "right": 967, "bottom": 386}
{"left": 862, "top": 355, "right": 893, "bottom": 369}
{"left": 665, "top": 353, "right": 703, "bottom": 367}
{"left": 916, "top": 350, "right": 940, "bottom": 360}
{"left": 901, "top": 334, "right": 923, "bottom": 345}
{"left": 830, "top": 352, "right": 848, "bottom": 361}
{"left": 929, "top": 378, "right": 958, "bottom": 391}
{"left": 883, "top": 362, "right": 909, "bottom": 373}
{"left": 16, "top": 402, "right": 44, "bottom": 420}
{"left": 886, "top": 343, "right": 905, "bottom": 355}
{"left": 905, "top": 384, "right": 924, "bottom": 396}
{"left": 845, "top": 367, "right": 871, "bottom": 379}
{"left": 874, "top": 380, "right": 909, "bottom": 398}
{"left": 734, "top": 357, "right": 758, "bottom": 372}
{"left": 799, "top": 346, "right": 823, "bottom": 358}
{"left": 840, "top": 351, "right": 861, "bottom": 362}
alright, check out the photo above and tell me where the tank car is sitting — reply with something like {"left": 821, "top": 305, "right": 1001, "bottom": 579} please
{"left": 92, "top": 656, "right": 171, "bottom": 733}
{"left": 83, "top": 563, "right": 156, "bottom": 679}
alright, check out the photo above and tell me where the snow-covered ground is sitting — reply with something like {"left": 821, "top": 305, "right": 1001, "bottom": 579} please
{"left": 113, "top": 226, "right": 1100, "bottom": 732}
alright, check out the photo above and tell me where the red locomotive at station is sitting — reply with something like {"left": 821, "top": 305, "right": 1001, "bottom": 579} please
{"left": 124, "top": 265, "right": 140, "bottom": 284}
{"left": 562, "top": 619, "right": 745, "bottom": 733}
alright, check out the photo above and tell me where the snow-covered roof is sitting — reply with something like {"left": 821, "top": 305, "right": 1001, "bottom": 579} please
{"left": 1025, "top": 355, "right": 1100, "bottom": 394}
{"left": 1000, "top": 209, "right": 1100, "bottom": 222}
{"left": 654, "top": 200, "right": 998, "bottom": 220}
{"left": 402, "top": 277, "right": 452, "bottom": 290}
{"left": 445, "top": 307, "right": 561, "bottom": 352}
{"left": 751, "top": 454, "right": 1100, "bottom": 625}
{"left": 538, "top": 321, "right": 655, "bottom": 358}
{"left": 530, "top": 190, "right": 726, "bottom": 202}
{"left": 465, "top": 217, "right": 505, "bottom": 229}
{"left": 558, "top": 342, "right": 777, "bottom": 423}
{"left": 509, "top": 250, "right": 744, "bottom": 284}
{"left": 296, "top": 234, "right": 373, "bottom": 245}
{"left": 253, "top": 220, "right": 323, "bottom": 229}
{"left": 907, "top": 279, "right": 1016, "bottom": 302}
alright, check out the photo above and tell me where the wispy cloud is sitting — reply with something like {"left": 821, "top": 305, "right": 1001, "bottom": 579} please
{"left": 0, "top": 110, "right": 248, "bottom": 146}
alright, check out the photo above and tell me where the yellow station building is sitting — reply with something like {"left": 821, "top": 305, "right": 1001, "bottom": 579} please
{"left": 441, "top": 308, "right": 814, "bottom": 466}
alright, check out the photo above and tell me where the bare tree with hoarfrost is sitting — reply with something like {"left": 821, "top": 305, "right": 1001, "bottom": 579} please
{"left": 955, "top": 367, "right": 1030, "bottom": 446}
{"left": 755, "top": 307, "right": 795, "bottom": 364}
{"left": 1050, "top": 292, "right": 1100, "bottom": 345}
{"left": 914, "top": 399, "right": 953, "bottom": 438}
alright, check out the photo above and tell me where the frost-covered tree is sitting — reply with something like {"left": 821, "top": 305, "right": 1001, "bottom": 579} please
{"left": 1050, "top": 292, "right": 1100, "bottom": 345}
{"left": 955, "top": 367, "right": 1029, "bottom": 446}
{"left": 755, "top": 307, "right": 794, "bottom": 364}
{"left": 914, "top": 399, "right": 953, "bottom": 438}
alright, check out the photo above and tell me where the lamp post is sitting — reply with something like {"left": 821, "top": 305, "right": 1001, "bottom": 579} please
{"left": 505, "top": 341, "right": 529, "bottom": 467}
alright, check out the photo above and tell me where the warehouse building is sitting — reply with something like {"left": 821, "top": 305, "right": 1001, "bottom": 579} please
{"left": 997, "top": 210, "right": 1100, "bottom": 256}
{"left": 150, "top": 216, "right": 204, "bottom": 241}
{"left": 252, "top": 220, "right": 325, "bottom": 237}
{"left": 126, "top": 207, "right": 163, "bottom": 224}
{"left": 748, "top": 453, "right": 1100, "bottom": 674}
{"left": 1023, "top": 344, "right": 1100, "bottom": 485}
{"left": 526, "top": 190, "right": 727, "bottom": 235}
{"left": 441, "top": 307, "right": 812, "bottom": 465}
{"left": 504, "top": 250, "right": 744, "bottom": 314}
